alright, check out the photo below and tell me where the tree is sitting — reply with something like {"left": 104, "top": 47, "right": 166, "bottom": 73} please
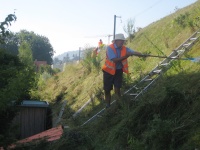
{"left": 0, "top": 14, "right": 17, "bottom": 44}
{"left": 0, "top": 32, "right": 19, "bottom": 55}
{"left": 72, "top": 53, "right": 79, "bottom": 61}
{"left": 53, "top": 57, "right": 61, "bottom": 64}
{"left": 0, "top": 49, "right": 37, "bottom": 147}
{"left": 17, "top": 30, "right": 54, "bottom": 64}
{"left": 0, "top": 30, "right": 55, "bottom": 65}
{"left": 18, "top": 41, "right": 33, "bottom": 66}
{"left": 63, "top": 53, "right": 70, "bottom": 63}
{"left": 123, "top": 18, "right": 136, "bottom": 42}
{"left": 0, "top": 14, "right": 37, "bottom": 148}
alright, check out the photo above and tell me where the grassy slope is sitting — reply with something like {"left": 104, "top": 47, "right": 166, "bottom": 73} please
{"left": 29, "top": 1, "right": 200, "bottom": 149}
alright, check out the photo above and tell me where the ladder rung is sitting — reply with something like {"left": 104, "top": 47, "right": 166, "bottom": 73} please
{"left": 176, "top": 49, "right": 185, "bottom": 53}
{"left": 160, "top": 63, "right": 169, "bottom": 66}
{"left": 130, "top": 93, "right": 138, "bottom": 96}
{"left": 170, "top": 56, "right": 179, "bottom": 59}
{"left": 144, "top": 79, "right": 153, "bottom": 81}
{"left": 190, "top": 37, "right": 197, "bottom": 41}
{"left": 152, "top": 69, "right": 162, "bottom": 74}
{"left": 183, "top": 43, "right": 191, "bottom": 47}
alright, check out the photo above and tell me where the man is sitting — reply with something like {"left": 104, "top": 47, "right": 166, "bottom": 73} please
{"left": 98, "top": 39, "right": 103, "bottom": 48}
{"left": 98, "top": 39, "right": 103, "bottom": 53}
{"left": 102, "top": 33, "right": 143, "bottom": 108}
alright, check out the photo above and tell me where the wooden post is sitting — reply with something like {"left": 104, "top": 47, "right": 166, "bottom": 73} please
{"left": 54, "top": 100, "right": 67, "bottom": 127}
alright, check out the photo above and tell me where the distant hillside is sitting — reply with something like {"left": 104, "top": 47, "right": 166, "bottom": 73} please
{"left": 54, "top": 50, "right": 80, "bottom": 60}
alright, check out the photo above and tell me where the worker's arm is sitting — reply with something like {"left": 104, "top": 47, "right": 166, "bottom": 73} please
{"left": 112, "top": 51, "right": 143, "bottom": 63}
{"left": 111, "top": 54, "right": 129, "bottom": 63}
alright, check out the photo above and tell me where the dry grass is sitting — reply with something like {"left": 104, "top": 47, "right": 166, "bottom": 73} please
{"left": 22, "top": 1, "right": 200, "bottom": 149}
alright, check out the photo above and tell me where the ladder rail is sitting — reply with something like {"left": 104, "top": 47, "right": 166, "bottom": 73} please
{"left": 80, "top": 29, "right": 200, "bottom": 126}
{"left": 134, "top": 71, "right": 163, "bottom": 100}
{"left": 129, "top": 30, "right": 200, "bottom": 101}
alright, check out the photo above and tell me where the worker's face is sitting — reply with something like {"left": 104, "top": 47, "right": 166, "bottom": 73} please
{"left": 115, "top": 40, "right": 125, "bottom": 48}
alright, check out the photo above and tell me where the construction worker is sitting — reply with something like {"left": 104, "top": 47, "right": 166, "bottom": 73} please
{"left": 98, "top": 39, "right": 103, "bottom": 53}
{"left": 102, "top": 33, "right": 143, "bottom": 108}
{"left": 98, "top": 39, "right": 103, "bottom": 48}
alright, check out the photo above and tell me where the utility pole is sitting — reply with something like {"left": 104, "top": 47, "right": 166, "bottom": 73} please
{"left": 107, "top": 34, "right": 113, "bottom": 45}
{"left": 79, "top": 47, "right": 81, "bottom": 62}
{"left": 113, "top": 15, "right": 121, "bottom": 40}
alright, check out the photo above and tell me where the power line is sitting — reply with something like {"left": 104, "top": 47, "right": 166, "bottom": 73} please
{"left": 115, "top": 0, "right": 164, "bottom": 34}
{"left": 134, "top": 0, "right": 164, "bottom": 18}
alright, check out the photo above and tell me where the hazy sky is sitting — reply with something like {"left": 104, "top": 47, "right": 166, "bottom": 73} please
{"left": 0, "top": 0, "right": 197, "bottom": 56}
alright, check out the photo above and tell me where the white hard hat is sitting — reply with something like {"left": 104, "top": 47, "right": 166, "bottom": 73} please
{"left": 113, "top": 33, "right": 126, "bottom": 41}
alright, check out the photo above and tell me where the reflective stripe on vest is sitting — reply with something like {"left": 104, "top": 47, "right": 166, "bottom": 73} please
{"left": 102, "top": 57, "right": 116, "bottom": 75}
{"left": 102, "top": 44, "right": 129, "bottom": 75}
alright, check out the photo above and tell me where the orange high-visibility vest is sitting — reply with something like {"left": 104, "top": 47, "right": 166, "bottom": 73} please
{"left": 98, "top": 41, "right": 103, "bottom": 47}
{"left": 102, "top": 44, "right": 129, "bottom": 75}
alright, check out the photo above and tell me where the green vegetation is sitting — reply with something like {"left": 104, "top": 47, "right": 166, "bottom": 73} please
{"left": 0, "top": 13, "right": 57, "bottom": 149}
{"left": 0, "top": 14, "right": 16, "bottom": 44}
{"left": 2, "top": 1, "right": 200, "bottom": 149}
{"left": 0, "top": 29, "right": 54, "bottom": 64}
{"left": 0, "top": 13, "right": 38, "bottom": 147}
{"left": 22, "top": 1, "right": 200, "bottom": 149}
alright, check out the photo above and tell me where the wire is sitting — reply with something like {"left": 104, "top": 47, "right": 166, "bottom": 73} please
{"left": 143, "top": 33, "right": 166, "bottom": 56}
{"left": 115, "top": 0, "right": 164, "bottom": 34}
{"left": 134, "top": 0, "right": 164, "bottom": 18}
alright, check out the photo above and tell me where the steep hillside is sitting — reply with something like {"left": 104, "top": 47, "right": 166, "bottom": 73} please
{"left": 27, "top": 1, "right": 200, "bottom": 149}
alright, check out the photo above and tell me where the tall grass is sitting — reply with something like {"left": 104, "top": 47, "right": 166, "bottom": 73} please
{"left": 26, "top": 1, "right": 200, "bottom": 149}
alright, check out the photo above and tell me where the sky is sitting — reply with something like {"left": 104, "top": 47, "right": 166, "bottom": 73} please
{"left": 0, "top": 0, "right": 197, "bottom": 56}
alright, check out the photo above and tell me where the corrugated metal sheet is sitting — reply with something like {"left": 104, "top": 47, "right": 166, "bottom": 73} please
{"left": 16, "top": 125, "right": 63, "bottom": 143}
{"left": 0, "top": 125, "right": 63, "bottom": 150}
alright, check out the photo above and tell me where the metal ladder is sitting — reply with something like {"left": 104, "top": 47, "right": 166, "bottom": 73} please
{"left": 124, "top": 30, "right": 200, "bottom": 99}
{"left": 81, "top": 30, "right": 200, "bottom": 126}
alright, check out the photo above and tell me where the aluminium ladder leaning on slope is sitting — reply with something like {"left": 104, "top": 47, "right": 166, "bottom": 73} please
{"left": 81, "top": 30, "right": 200, "bottom": 126}
{"left": 124, "top": 30, "right": 200, "bottom": 99}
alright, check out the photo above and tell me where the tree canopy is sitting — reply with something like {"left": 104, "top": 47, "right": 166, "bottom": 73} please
{"left": 0, "top": 30, "right": 55, "bottom": 65}
{"left": 0, "top": 13, "right": 37, "bottom": 147}
{"left": 0, "top": 14, "right": 16, "bottom": 44}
